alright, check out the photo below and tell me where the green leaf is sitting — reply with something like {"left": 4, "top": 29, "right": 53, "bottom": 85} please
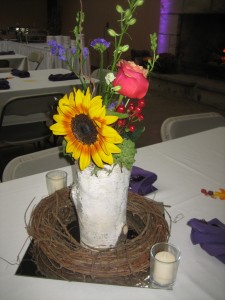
{"left": 113, "top": 138, "right": 136, "bottom": 170}
{"left": 135, "top": 0, "right": 144, "bottom": 6}
{"left": 120, "top": 44, "right": 129, "bottom": 52}
{"left": 106, "top": 109, "right": 128, "bottom": 119}
{"left": 124, "top": 126, "right": 145, "bottom": 143}
{"left": 127, "top": 18, "right": 136, "bottom": 26}
{"left": 108, "top": 28, "right": 119, "bottom": 37}
{"left": 116, "top": 5, "right": 124, "bottom": 13}
{"left": 124, "top": 9, "right": 132, "bottom": 20}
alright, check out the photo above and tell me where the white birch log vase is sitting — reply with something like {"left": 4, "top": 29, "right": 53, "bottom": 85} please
{"left": 71, "top": 163, "right": 131, "bottom": 249}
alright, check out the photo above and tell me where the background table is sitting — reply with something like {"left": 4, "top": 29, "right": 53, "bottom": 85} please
{"left": 0, "top": 68, "right": 85, "bottom": 124}
{"left": 0, "top": 54, "right": 28, "bottom": 71}
{"left": 0, "top": 41, "right": 91, "bottom": 74}
{"left": 0, "top": 127, "right": 225, "bottom": 300}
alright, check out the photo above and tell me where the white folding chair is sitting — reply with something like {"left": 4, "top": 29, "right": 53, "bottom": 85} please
{"left": 160, "top": 112, "right": 225, "bottom": 141}
{"left": 28, "top": 52, "right": 44, "bottom": 70}
{"left": 0, "top": 59, "right": 12, "bottom": 73}
{"left": 0, "top": 92, "right": 64, "bottom": 148}
{"left": 2, "top": 146, "right": 73, "bottom": 181}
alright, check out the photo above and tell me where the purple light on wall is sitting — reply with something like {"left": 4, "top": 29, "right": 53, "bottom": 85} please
{"left": 158, "top": 0, "right": 172, "bottom": 53}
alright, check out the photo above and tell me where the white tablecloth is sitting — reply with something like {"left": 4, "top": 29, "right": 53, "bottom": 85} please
{"left": 0, "top": 68, "right": 83, "bottom": 121}
{"left": 0, "top": 41, "right": 90, "bottom": 74}
{"left": 0, "top": 54, "right": 28, "bottom": 71}
{"left": 0, "top": 127, "right": 225, "bottom": 300}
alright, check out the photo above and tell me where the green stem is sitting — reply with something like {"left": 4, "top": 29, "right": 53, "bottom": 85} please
{"left": 99, "top": 51, "right": 104, "bottom": 95}
{"left": 116, "top": 94, "right": 124, "bottom": 108}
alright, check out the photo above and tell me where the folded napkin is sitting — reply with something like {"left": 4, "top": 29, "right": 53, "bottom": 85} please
{"left": 187, "top": 218, "right": 225, "bottom": 264}
{"left": 129, "top": 166, "right": 158, "bottom": 195}
{"left": 0, "top": 78, "right": 10, "bottom": 90}
{"left": 48, "top": 72, "right": 78, "bottom": 81}
{"left": 0, "top": 51, "right": 15, "bottom": 55}
{"left": 11, "top": 69, "right": 30, "bottom": 78}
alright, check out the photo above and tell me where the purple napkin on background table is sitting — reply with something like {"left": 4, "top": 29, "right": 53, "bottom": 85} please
{"left": 11, "top": 69, "right": 30, "bottom": 78}
{"left": 187, "top": 218, "right": 225, "bottom": 264}
{"left": 48, "top": 72, "right": 78, "bottom": 81}
{"left": 129, "top": 166, "right": 158, "bottom": 195}
{"left": 0, "top": 78, "right": 10, "bottom": 89}
{"left": 0, "top": 51, "right": 15, "bottom": 55}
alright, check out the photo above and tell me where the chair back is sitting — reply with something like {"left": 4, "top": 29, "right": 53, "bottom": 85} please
{"left": 0, "top": 92, "right": 64, "bottom": 146}
{"left": 28, "top": 52, "right": 44, "bottom": 70}
{"left": 160, "top": 112, "right": 225, "bottom": 141}
{"left": 91, "top": 68, "right": 112, "bottom": 80}
{"left": 1, "top": 92, "right": 63, "bottom": 125}
{"left": 2, "top": 146, "right": 73, "bottom": 181}
{"left": 0, "top": 59, "right": 12, "bottom": 73}
{"left": 0, "top": 67, "right": 13, "bottom": 73}
{"left": 0, "top": 59, "right": 10, "bottom": 67}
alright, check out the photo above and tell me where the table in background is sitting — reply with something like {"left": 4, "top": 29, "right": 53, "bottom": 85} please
{"left": 0, "top": 41, "right": 90, "bottom": 74}
{"left": 0, "top": 68, "right": 88, "bottom": 126}
{"left": 0, "top": 127, "right": 224, "bottom": 300}
{"left": 0, "top": 54, "right": 28, "bottom": 71}
{"left": 0, "top": 68, "right": 84, "bottom": 122}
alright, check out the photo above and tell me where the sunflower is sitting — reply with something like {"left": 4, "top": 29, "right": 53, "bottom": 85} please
{"left": 50, "top": 88, "right": 123, "bottom": 170}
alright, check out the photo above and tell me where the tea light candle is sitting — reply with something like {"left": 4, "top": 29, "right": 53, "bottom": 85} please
{"left": 49, "top": 175, "right": 65, "bottom": 191}
{"left": 46, "top": 170, "right": 67, "bottom": 195}
{"left": 153, "top": 251, "right": 176, "bottom": 285}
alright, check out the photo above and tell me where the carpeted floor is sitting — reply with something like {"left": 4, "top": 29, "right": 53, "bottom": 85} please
{"left": 0, "top": 89, "right": 225, "bottom": 180}
{"left": 136, "top": 90, "right": 225, "bottom": 148}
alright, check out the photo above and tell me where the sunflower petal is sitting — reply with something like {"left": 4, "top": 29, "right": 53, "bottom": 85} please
{"left": 90, "top": 144, "right": 104, "bottom": 168}
{"left": 104, "top": 115, "right": 118, "bottom": 125}
{"left": 102, "top": 141, "right": 121, "bottom": 154}
{"left": 50, "top": 123, "right": 67, "bottom": 135}
{"left": 79, "top": 145, "right": 91, "bottom": 170}
{"left": 95, "top": 142, "right": 113, "bottom": 165}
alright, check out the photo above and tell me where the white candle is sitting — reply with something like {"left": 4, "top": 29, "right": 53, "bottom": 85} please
{"left": 46, "top": 170, "right": 67, "bottom": 194}
{"left": 153, "top": 251, "right": 176, "bottom": 285}
{"left": 49, "top": 175, "right": 66, "bottom": 191}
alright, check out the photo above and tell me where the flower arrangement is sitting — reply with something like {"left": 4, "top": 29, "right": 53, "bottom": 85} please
{"left": 49, "top": 0, "right": 158, "bottom": 171}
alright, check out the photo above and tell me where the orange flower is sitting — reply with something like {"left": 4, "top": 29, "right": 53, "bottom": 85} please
{"left": 214, "top": 188, "right": 225, "bottom": 200}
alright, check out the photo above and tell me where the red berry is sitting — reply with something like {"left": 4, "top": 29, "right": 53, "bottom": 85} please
{"left": 201, "top": 188, "right": 207, "bottom": 195}
{"left": 135, "top": 106, "right": 142, "bottom": 114}
{"left": 128, "top": 102, "right": 135, "bottom": 111}
{"left": 129, "top": 125, "right": 135, "bottom": 132}
{"left": 117, "top": 119, "right": 125, "bottom": 126}
{"left": 138, "top": 99, "right": 145, "bottom": 107}
{"left": 116, "top": 105, "right": 125, "bottom": 113}
{"left": 138, "top": 113, "right": 144, "bottom": 121}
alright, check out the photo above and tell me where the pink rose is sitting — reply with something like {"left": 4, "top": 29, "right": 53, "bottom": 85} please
{"left": 113, "top": 60, "right": 149, "bottom": 99}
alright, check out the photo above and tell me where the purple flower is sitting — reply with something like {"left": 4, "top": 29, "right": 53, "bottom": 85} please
{"left": 107, "top": 101, "right": 118, "bottom": 110}
{"left": 90, "top": 38, "right": 110, "bottom": 52}
{"left": 82, "top": 47, "right": 89, "bottom": 59}
{"left": 58, "top": 45, "right": 66, "bottom": 56}
{"left": 50, "top": 46, "right": 58, "bottom": 55}
{"left": 48, "top": 40, "right": 57, "bottom": 47}
{"left": 71, "top": 47, "right": 76, "bottom": 55}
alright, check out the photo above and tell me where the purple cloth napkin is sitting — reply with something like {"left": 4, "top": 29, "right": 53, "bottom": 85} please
{"left": 11, "top": 69, "right": 30, "bottom": 78}
{"left": 129, "top": 166, "right": 157, "bottom": 195}
{"left": 0, "top": 78, "right": 10, "bottom": 89}
{"left": 187, "top": 218, "right": 225, "bottom": 264}
{"left": 0, "top": 51, "right": 15, "bottom": 55}
{"left": 48, "top": 72, "right": 78, "bottom": 81}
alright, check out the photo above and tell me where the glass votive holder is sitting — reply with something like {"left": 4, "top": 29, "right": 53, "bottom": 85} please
{"left": 150, "top": 242, "right": 181, "bottom": 289}
{"left": 46, "top": 170, "right": 67, "bottom": 195}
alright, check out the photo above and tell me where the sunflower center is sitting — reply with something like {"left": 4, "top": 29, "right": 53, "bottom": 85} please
{"left": 72, "top": 114, "right": 98, "bottom": 145}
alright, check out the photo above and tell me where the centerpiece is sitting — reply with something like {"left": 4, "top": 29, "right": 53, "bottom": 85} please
{"left": 25, "top": 1, "right": 171, "bottom": 285}
{"left": 48, "top": 0, "right": 159, "bottom": 250}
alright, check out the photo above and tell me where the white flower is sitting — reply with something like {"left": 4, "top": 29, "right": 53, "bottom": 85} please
{"left": 105, "top": 72, "right": 116, "bottom": 85}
